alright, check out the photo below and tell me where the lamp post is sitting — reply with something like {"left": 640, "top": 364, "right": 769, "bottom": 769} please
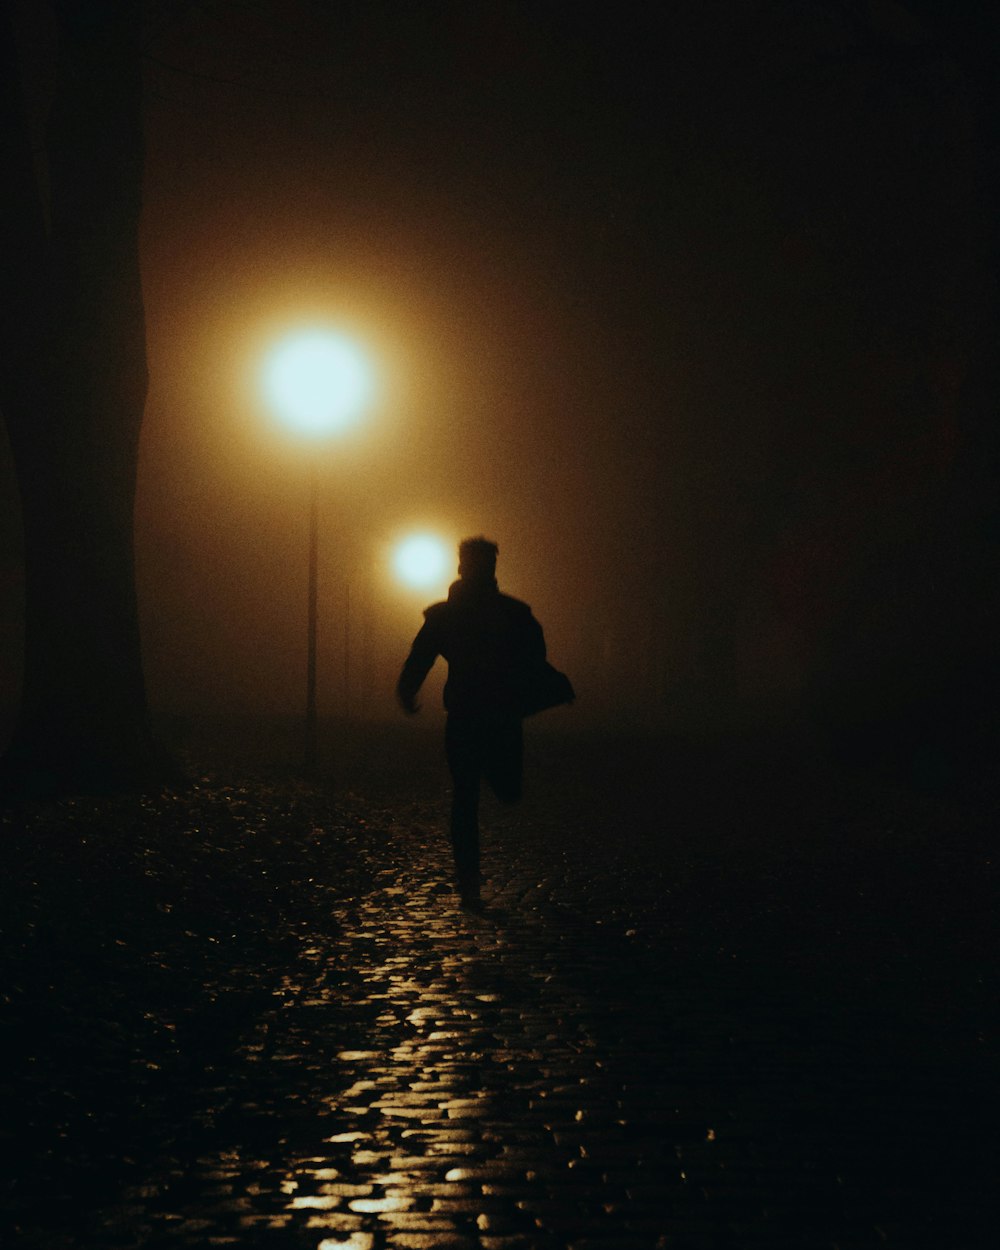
{"left": 261, "top": 328, "right": 373, "bottom": 775}
{"left": 306, "top": 464, "right": 319, "bottom": 771}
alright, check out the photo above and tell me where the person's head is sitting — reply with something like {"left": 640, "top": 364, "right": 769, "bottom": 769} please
{"left": 457, "top": 536, "right": 498, "bottom": 584}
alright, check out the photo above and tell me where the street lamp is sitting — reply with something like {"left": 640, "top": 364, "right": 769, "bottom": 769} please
{"left": 262, "top": 327, "right": 374, "bottom": 774}
{"left": 392, "top": 533, "right": 450, "bottom": 592}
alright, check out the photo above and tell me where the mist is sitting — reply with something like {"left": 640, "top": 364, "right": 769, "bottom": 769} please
{"left": 4, "top": 7, "right": 1000, "bottom": 1248}
{"left": 2, "top": 0, "right": 996, "bottom": 772}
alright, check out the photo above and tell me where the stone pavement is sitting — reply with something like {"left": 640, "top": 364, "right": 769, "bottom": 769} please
{"left": 4, "top": 727, "right": 998, "bottom": 1249}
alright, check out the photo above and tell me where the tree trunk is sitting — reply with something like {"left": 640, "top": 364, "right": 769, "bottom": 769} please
{"left": 1, "top": 2, "right": 164, "bottom": 795}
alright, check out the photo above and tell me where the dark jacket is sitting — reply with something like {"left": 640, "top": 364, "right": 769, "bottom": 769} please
{"left": 397, "top": 577, "right": 546, "bottom": 716}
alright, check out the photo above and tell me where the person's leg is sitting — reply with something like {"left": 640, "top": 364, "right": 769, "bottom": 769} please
{"left": 483, "top": 717, "right": 523, "bottom": 805}
{"left": 445, "top": 715, "right": 482, "bottom": 902}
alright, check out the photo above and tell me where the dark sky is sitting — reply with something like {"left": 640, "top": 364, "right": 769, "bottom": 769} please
{"left": 1, "top": 0, "right": 993, "bottom": 732}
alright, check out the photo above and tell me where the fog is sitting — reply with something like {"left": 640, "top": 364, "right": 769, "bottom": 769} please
{"left": 2, "top": 0, "right": 994, "bottom": 753}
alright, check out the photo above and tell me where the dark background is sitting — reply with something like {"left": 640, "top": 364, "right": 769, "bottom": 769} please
{"left": 2, "top": 0, "right": 998, "bottom": 774}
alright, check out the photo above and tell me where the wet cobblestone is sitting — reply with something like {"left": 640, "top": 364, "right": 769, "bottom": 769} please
{"left": 3, "top": 732, "right": 998, "bottom": 1248}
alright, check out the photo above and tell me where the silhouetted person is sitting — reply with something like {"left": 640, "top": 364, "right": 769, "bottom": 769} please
{"left": 397, "top": 537, "right": 547, "bottom": 911}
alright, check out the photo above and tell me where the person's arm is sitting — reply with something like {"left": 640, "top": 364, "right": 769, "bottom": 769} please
{"left": 396, "top": 616, "right": 440, "bottom": 714}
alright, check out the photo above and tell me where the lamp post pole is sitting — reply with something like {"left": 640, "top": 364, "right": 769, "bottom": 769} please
{"left": 261, "top": 326, "right": 374, "bottom": 778}
{"left": 304, "top": 462, "right": 319, "bottom": 775}
{"left": 344, "top": 578, "right": 351, "bottom": 723}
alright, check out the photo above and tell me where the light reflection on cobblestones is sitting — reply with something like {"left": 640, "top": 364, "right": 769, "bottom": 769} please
{"left": 6, "top": 754, "right": 993, "bottom": 1250}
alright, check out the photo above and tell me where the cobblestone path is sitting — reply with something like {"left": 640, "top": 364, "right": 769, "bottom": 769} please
{"left": 5, "top": 734, "right": 997, "bottom": 1250}
{"left": 73, "top": 789, "right": 995, "bottom": 1249}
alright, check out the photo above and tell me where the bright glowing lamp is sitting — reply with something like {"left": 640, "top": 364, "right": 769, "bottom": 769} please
{"left": 262, "top": 329, "right": 373, "bottom": 435}
{"left": 394, "top": 534, "right": 449, "bottom": 589}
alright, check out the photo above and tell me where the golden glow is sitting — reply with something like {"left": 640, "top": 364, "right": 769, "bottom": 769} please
{"left": 392, "top": 533, "right": 449, "bottom": 590}
{"left": 261, "top": 328, "right": 374, "bottom": 436}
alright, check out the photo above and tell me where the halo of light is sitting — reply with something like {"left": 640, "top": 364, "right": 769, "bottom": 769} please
{"left": 393, "top": 534, "right": 449, "bottom": 589}
{"left": 262, "top": 329, "right": 373, "bottom": 435}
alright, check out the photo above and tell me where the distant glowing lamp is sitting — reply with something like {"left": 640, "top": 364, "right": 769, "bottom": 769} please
{"left": 394, "top": 534, "right": 449, "bottom": 590}
{"left": 262, "top": 329, "right": 373, "bottom": 435}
